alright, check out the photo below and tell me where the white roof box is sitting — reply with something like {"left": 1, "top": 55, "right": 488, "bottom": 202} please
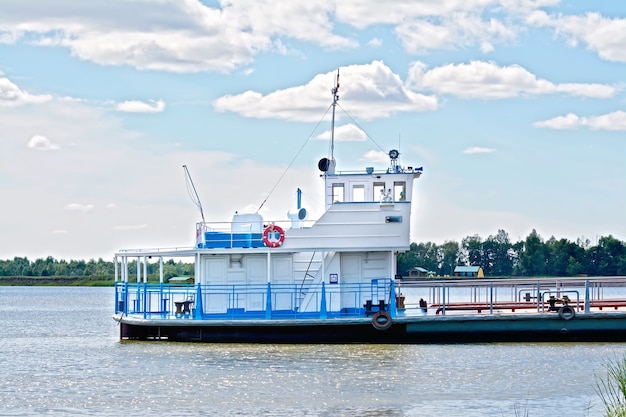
{"left": 231, "top": 213, "right": 264, "bottom": 233}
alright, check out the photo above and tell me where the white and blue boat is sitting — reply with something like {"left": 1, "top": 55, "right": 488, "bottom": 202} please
{"left": 114, "top": 71, "right": 626, "bottom": 343}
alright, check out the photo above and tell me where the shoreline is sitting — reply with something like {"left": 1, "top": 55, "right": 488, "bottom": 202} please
{"left": 0, "top": 276, "right": 114, "bottom": 286}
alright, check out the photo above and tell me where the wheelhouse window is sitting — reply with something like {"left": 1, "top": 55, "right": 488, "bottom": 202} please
{"left": 373, "top": 182, "right": 385, "bottom": 202}
{"left": 332, "top": 183, "right": 345, "bottom": 203}
{"left": 352, "top": 184, "right": 365, "bottom": 202}
{"left": 394, "top": 181, "right": 406, "bottom": 201}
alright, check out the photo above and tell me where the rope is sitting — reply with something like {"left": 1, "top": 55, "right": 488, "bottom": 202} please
{"left": 256, "top": 103, "right": 333, "bottom": 212}
{"left": 335, "top": 102, "right": 387, "bottom": 154}
{"left": 256, "top": 100, "right": 387, "bottom": 213}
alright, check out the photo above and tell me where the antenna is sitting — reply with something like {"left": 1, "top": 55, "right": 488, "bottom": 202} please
{"left": 320, "top": 69, "right": 341, "bottom": 175}
{"left": 183, "top": 165, "right": 205, "bottom": 224}
{"left": 330, "top": 69, "right": 339, "bottom": 164}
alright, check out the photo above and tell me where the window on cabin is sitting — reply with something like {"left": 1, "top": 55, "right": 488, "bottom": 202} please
{"left": 373, "top": 182, "right": 385, "bottom": 202}
{"left": 352, "top": 184, "right": 365, "bottom": 202}
{"left": 332, "top": 183, "right": 344, "bottom": 203}
{"left": 394, "top": 181, "right": 406, "bottom": 201}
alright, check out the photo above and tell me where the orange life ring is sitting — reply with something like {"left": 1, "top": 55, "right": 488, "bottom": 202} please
{"left": 371, "top": 311, "right": 392, "bottom": 330}
{"left": 262, "top": 224, "right": 285, "bottom": 248}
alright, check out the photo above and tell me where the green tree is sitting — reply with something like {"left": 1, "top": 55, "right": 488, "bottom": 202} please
{"left": 566, "top": 256, "right": 584, "bottom": 276}
{"left": 485, "top": 230, "right": 514, "bottom": 276}
{"left": 545, "top": 237, "right": 586, "bottom": 276}
{"left": 438, "top": 241, "right": 460, "bottom": 276}
{"left": 461, "top": 235, "right": 483, "bottom": 268}
{"left": 519, "top": 229, "right": 548, "bottom": 276}
{"left": 55, "top": 261, "right": 68, "bottom": 276}
{"left": 69, "top": 260, "right": 87, "bottom": 277}
{"left": 397, "top": 242, "right": 439, "bottom": 275}
{"left": 93, "top": 258, "right": 113, "bottom": 276}
{"left": 588, "top": 236, "right": 626, "bottom": 276}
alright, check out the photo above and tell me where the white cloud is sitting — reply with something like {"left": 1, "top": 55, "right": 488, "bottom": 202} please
{"left": 214, "top": 61, "right": 437, "bottom": 122}
{"left": 528, "top": 11, "right": 626, "bottom": 62}
{"left": 64, "top": 203, "right": 95, "bottom": 213}
{"left": 51, "top": 229, "right": 69, "bottom": 235}
{"left": 7, "top": 0, "right": 619, "bottom": 85}
{"left": 395, "top": 13, "right": 517, "bottom": 54}
{"left": 27, "top": 135, "right": 60, "bottom": 151}
{"left": 586, "top": 111, "right": 626, "bottom": 131}
{"left": 407, "top": 60, "right": 617, "bottom": 99}
{"left": 463, "top": 147, "right": 496, "bottom": 154}
{"left": 534, "top": 111, "right": 626, "bottom": 131}
{"left": 221, "top": 1, "right": 357, "bottom": 50}
{"left": 362, "top": 150, "right": 389, "bottom": 164}
{"left": 334, "top": 0, "right": 548, "bottom": 29}
{"left": 554, "top": 83, "right": 617, "bottom": 98}
{"left": 0, "top": 1, "right": 356, "bottom": 73}
{"left": 480, "top": 41, "right": 495, "bottom": 53}
{"left": 367, "top": 37, "right": 382, "bottom": 48}
{"left": 0, "top": 77, "right": 53, "bottom": 106}
{"left": 106, "top": 203, "right": 119, "bottom": 210}
{"left": 315, "top": 123, "right": 367, "bottom": 141}
{"left": 533, "top": 113, "right": 581, "bottom": 130}
{"left": 6, "top": 0, "right": 607, "bottom": 82}
{"left": 116, "top": 99, "right": 165, "bottom": 113}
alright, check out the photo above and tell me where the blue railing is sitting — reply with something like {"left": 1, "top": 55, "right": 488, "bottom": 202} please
{"left": 114, "top": 278, "right": 395, "bottom": 320}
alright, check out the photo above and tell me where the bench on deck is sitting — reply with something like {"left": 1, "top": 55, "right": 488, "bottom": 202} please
{"left": 589, "top": 300, "right": 626, "bottom": 310}
{"left": 433, "top": 302, "right": 548, "bottom": 315}
{"left": 432, "top": 300, "right": 626, "bottom": 315}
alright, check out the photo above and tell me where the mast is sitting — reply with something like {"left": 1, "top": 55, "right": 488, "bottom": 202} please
{"left": 328, "top": 69, "right": 339, "bottom": 174}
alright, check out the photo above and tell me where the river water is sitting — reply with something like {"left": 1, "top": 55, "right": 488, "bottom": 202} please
{"left": 1, "top": 286, "right": 625, "bottom": 416}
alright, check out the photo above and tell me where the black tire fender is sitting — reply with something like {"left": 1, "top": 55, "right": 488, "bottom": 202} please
{"left": 372, "top": 311, "right": 392, "bottom": 330}
{"left": 558, "top": 305, "right": 576, "bottom": 320}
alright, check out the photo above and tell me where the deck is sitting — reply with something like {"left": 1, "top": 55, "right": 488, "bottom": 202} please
{"left": 114, "top": 278, "right": 395, "bottom": 320}
{"left": 114, "top": 276, "right": 626, "bottom": 321}
{"left": 115, "top": 276, "right": 626, "bottom": 342}
{"left": 396, "top": 276, "right": 626, "bottom": 316}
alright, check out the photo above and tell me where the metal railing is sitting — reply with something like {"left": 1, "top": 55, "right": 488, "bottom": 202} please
{"left": 115, "top": 278, "right": 395, "bottom": 320}
{"left": 395, "top": 276, "right": 626, "bottom": 315}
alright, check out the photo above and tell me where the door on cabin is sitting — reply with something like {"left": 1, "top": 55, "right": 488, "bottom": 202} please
{"left": 245, "top": 256, "right": 267, "bottom": 312}
{"left": 271, "top": 255, "right": 294, "bottom": 311}
{"left": 201, "top": 256, "right": 228, "bottom": 313}
{"left": 340, "top": 253, "right": 363, "bottom": 310}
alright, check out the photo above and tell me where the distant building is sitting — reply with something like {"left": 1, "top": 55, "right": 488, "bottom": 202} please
{"left": 407, "top": 266, "right": 435, "bottom": 278}
{"left": 454, "top": 266, "right": 484, "bottom": 278}
{"left": 168, "top": 276, "right": 194, "bottom": 284}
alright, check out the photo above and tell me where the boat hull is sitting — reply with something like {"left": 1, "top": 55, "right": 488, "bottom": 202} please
{"left": 118, "top": 312, "right": 626, "bottom": 343}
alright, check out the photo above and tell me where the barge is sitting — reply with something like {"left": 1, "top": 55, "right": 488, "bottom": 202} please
{"left": 113, "top": 71, "right": 626, "bottom": 343}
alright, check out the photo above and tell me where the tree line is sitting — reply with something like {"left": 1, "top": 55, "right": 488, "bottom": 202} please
{"left": 1, "top": 229, "right": 625, "bottom": 280}
{"left": 0, "top": 257, "right": 193, "bottom": 281}
{"left": 397, "top": 229, "right": 626, "bottom": 277}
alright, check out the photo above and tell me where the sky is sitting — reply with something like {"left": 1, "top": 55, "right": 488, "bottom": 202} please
{"left": 1, "top": 0, "right": 625, "bottom": 261}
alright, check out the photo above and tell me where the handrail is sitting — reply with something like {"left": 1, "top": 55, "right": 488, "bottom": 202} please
{"left": 115, "top": 279, "right": 393, "bottom": 319}
{"left": 116, "top": 277, "right": 626, "bottom": 319}
{"left": 399, "top": 277, "right": 626, "bottom": 316}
